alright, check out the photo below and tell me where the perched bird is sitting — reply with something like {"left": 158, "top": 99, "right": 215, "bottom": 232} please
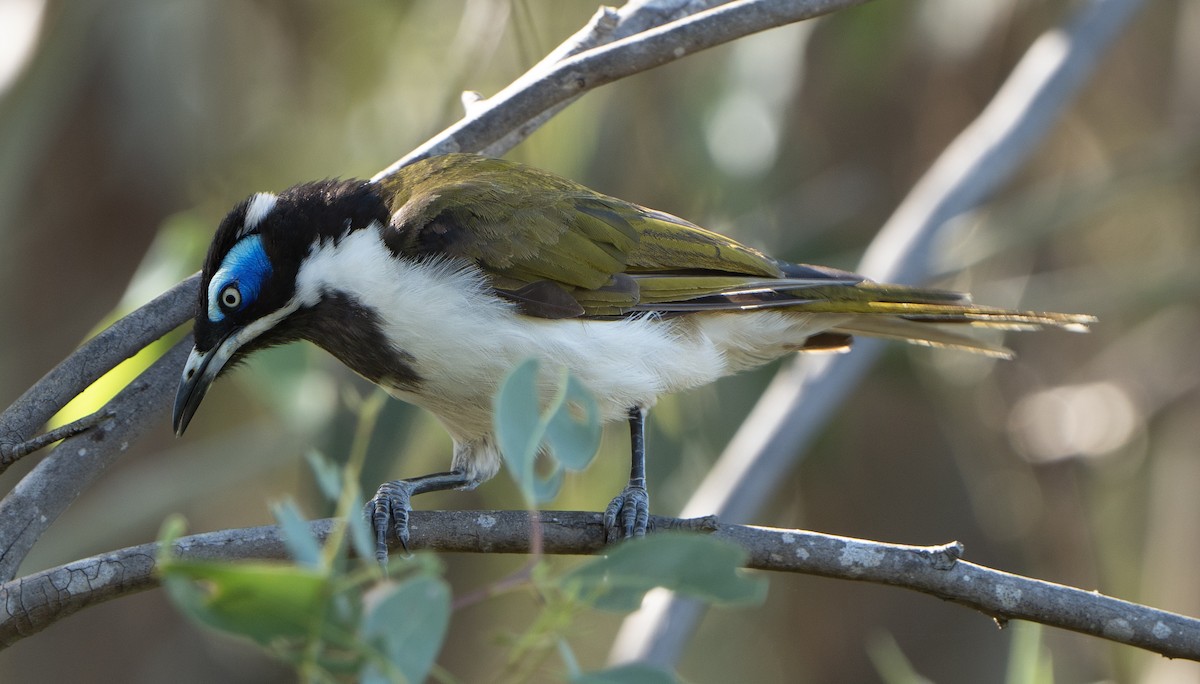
{"left": 173, "top": 153, "right": 1092, "bottom": 562}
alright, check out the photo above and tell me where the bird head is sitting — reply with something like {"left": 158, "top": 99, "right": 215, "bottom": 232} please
{"left": 173, "top": 179, "right": 389, "bottom": 436}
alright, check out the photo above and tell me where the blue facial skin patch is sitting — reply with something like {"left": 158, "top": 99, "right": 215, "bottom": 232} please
{"left": 208, "top": 235, "right": 272, "bottom": 322}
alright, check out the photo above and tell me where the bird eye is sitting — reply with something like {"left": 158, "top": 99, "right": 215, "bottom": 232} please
{"left": 219, "top": 284, "right": 242, "bottom": 311}
{"left": 207, "top": 234, "right": 270, "bottom": 322}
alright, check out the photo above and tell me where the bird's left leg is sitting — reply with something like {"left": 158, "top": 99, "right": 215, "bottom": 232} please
{"left": 366, "top": 470, "right": 475, "bottom": 564}
{"left": 604, "top": 406, "right": 649, "bottom": 542}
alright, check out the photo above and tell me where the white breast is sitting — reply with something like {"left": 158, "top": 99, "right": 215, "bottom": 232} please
{"left": 294, "top": 225, "right": 844, "bottom": 482}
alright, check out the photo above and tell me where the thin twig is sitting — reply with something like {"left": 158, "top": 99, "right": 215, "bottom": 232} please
{"left": 0, "top": 410, "right": 115, "bottom": 470}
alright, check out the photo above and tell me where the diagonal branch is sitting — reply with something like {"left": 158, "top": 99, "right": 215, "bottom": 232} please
{"left": 2, "top": 510, "right": 1197, "bottom": 661}
{"left": 374, "top": 0, "right": 871, "bottom": 175}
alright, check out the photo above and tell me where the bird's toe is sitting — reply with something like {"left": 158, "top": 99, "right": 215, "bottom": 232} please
{"left": 366, "top": 480, "right": 417, "bottom": 565}
{"left": 604, "top": 485, "right": 649, "bottom": 543}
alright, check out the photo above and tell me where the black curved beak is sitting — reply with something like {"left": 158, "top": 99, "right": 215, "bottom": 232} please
{"left": 173, "top": 331, "right": 236, "bottom": 436}
{"left": 174, "top": 349, "right": 210, "bottom": 436}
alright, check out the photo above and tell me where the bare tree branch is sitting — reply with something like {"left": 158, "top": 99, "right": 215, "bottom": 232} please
{"left": 3, "top": 511, "right": 1198, "bottom": 660}
{"left": 609, "top": 0, "right": 1150, "bottom": 666}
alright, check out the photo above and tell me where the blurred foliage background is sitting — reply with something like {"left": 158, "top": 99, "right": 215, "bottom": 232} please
{"left": 1, "top": 0, "right": 1198, "bottom": 681}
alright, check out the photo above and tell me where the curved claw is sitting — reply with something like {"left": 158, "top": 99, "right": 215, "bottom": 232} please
{"left": 604, "top": 484, "right": 649, "bottom": 543}
{"left": 362, "top": 470, "right": 476, "bottom": 566}
{"left": 364, "top": 480, "right": 417, "bottom": 566}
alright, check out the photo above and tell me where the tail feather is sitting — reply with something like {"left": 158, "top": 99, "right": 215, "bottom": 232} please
{"left": 613, "top": 266, "right": 1094, "bottom": 356}
{"left": 827, "top": 306, "right": 1095, "bottom": 358}
{"left": 830, "top": 318, "right": 1016, "bottom": 358}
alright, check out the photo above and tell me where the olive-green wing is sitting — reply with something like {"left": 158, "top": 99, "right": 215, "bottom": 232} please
{"left": 376, "top": 153, "right": 846, "bottom": 318}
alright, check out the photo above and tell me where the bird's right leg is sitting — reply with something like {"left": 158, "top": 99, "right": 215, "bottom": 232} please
{"left": 366, "top": 470, "right": 475, "bottom": 564}
{"left": 604, "top": 406, "right": 650, "bottom": 541}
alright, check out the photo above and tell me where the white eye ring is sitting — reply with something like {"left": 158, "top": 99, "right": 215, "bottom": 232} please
{"left": 220, "top": 284, "right": 242, "bottom": 311}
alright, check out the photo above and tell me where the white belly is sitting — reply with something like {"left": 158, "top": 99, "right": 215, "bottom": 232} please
{"left": 295, "top": 226, "right": 844, "bottom": 482}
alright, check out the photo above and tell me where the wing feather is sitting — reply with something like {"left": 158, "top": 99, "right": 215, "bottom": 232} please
{"left": 372, "top": 154, "right": 1094, "bottom": 343}
{"left": 376, "top": 154, "right": 787, "bottom": 315}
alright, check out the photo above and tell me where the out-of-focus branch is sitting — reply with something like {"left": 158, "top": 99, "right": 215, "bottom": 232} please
{"left": 3, "top": 510, "right": 1198, "bottom": 661}
{"left": 609, "top": 0, "right": 1148, "bottom": 666}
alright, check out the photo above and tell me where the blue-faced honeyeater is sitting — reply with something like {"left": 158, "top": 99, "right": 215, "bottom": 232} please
{"left": 172, "top": 153, "right": 1092, "bottom": 562}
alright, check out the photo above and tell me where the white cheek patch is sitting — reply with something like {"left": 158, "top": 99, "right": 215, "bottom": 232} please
{"left": 240, "top": 192, "right": 278, "bottom": 237}
{"left": 200, "top": 297, "right": 303, "bottom": 385}
{"left": 227, "top": 299, "right": 301, "bottom": 354}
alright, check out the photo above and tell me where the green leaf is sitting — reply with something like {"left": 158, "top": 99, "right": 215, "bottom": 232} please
{"left": 561, "top": 533, "right": 767, "bottom": 612}
{"left": 544, "top": 372, "right": 601, "bottom": 471}
{"left": 160, "top": 559, "right": 329, "bottom": 648}
{"left": 361, "top": 576, "right": 451, "bottom": 684}
{"left": 533, "top": 466, "right": 565, "bottom": 503}
{"left": 494, "top": 358, "right": 601, "bottom": 505}
{"left": 495, "top": 357, "right": 547, "bottom": 503}
{"left": 573, "top": 664, "right": 678, "bottom": 684}
{"left": 305, "top": 448, "right": 344, "bottom": 502}
{"left": 272, "top": 499, "right": 322, "bottom": 568}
